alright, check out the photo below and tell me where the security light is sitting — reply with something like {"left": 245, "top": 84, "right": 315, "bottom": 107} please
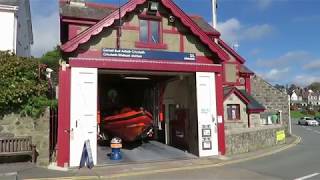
{"left": 147, "top": 1, "right": 159, "bottom": 15}
{"left": 148, "top": 1, "right": 159, "bottom": 11}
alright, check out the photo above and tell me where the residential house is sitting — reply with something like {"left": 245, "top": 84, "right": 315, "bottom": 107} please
{"left": 0, "top": 0, "right": 33, "bottom": 57}
{"left": 290, "top": 88, "right": 307, "bottom": 106}
{"left": 303, "top": 89, "right": 320, "bottom": 106}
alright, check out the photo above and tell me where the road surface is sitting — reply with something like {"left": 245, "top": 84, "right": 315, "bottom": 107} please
{"left": 118, "top": 122, "right": 320, "bottom": 180}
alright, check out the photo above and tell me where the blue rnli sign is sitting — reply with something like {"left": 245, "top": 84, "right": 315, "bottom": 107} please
{"left": 102, "top": 48, "right": 196, "bottom": 61}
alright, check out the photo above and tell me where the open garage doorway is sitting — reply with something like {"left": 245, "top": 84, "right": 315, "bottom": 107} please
{"left": 97, "top": 70, "right": 198, "bottom": 165}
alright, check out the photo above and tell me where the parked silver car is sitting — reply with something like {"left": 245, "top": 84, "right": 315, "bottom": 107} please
{"left": 298, "top": 117, "right": 319, "bottom": 126}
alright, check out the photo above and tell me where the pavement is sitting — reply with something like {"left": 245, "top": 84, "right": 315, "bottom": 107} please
{"left": 0, "top": 132, "right": 300, "bottom": 180}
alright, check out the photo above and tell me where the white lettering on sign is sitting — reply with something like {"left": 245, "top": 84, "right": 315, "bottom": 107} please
{"left": 131, "top": 54, "right": 143, "bottom": 58}
{"left": 103, "top": 53, "right": 118, "bottom": 57}
{"left": 102, "top": 48, "right": 196, "bottom": 61}
{"left": 131, "top": 50, "right": 146, "bottom": 54}
{"left": 184, "top": 53, "right": 195, "bottom": 61}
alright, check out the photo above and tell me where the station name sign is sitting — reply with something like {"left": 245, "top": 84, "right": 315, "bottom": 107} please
{"left": 102, "top": 48, "right": 196, "bottom": 61}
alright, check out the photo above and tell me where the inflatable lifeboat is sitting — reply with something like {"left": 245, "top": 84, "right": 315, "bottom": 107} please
{"left": 101, "top": 108, "right": 153, "bottom": 142}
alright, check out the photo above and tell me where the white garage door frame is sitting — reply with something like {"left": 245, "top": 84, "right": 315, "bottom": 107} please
{"left": 70, "top": 67, "right": 98, "bottom": 167}
{"left": 196, "top": 72, "right": 218, "bottom": 157}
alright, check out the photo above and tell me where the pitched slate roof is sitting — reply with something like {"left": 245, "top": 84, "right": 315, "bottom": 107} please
{"left": 0, "top": 0, "right": 19, "bottom": 6}
{"left": 59, "top": 1, "right": 220, "bottom": 36}
{"left": 60, "top": 0, "right": 229, "bottom": 61}
{"left": 59, "top": 1, "right": 116, "bottom": 20}
{"left": 189, "top": 16, "right": 220, "bottom": 36}
{"left": 224, "top": 87, "right": 265, "bottom": 111}
{"left": 239, "top": 90, "right": 265, "bottom": 110}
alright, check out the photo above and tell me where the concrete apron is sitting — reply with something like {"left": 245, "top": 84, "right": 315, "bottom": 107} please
{"left": 26, "top": 135, "right": 300, "bottom": 180}
{"left": 96, "top": 141, "right": 197, "bottom": 166}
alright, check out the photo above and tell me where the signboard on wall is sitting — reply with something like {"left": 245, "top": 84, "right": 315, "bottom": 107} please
{"left": 102, "top": 48, "right": 196, "bottom": 61}
{"left": 276, "top": 130, "right": 286, "bottom": 142}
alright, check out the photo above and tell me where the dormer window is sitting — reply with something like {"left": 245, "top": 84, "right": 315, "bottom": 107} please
{"left": 139, "top": 19, "right": 160, "bottom": 44}
{"left": 135, "top": 15, "right": 167, "bottom": 49}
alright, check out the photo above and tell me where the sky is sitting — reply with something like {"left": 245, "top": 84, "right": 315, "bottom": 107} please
{"left": 29, "top": 0, "right": 320, "bottom": 86}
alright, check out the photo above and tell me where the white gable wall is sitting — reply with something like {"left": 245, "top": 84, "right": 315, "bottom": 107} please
{"left": 291, "top": 92, "right": 298, "bottom": 101}
{"left": 0, "top": 10, "right": 17, "bottom": 54}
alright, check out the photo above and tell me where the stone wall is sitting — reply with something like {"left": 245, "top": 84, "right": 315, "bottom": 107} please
{"left": 0, "top": 109, "right": 50, "bottom": 166}
{"left": 225, "top": 126, "right": 285, "bottom": 155}
{"left": 251, "top": 75, "right": 289, "bottom": 134}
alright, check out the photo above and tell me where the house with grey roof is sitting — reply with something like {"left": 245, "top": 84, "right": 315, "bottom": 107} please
{"left": 0, "top": 0, "right": 33, "bottom": 57}
{"left": 290, "top": 88, "right": 307, "bottom": 106}
{"left": 303, "top": 89, "right": 320, "bottom": 106}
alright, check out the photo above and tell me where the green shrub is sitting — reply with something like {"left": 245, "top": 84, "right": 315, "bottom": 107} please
{"left": 21, "top": 96, "right": 57, "bottom": 118}
{"left": 0, "top": 51, "right": 51, "bottom": 118}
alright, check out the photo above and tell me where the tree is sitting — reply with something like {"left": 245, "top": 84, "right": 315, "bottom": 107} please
{"left": 274, "top": 84, "right": 285, "bottom": 90}
{"left": 40, "top": 47, "right": 61, "bottom": 86}
{"left": 0, "top": 51, "right": 53, "bottom": 117}
{"left": 288, "top": 84, "right": 298, "bottom": 93}
{"left": 307, "top": 82, "right": 320, "bottom": 92}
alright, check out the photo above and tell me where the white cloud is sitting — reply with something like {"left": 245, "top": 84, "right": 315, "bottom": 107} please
{"left": 217, "top": 18, "right": 274, "bottom": 45}
{"left": 303, "top": 60, "right": 320, "bottom": 70}
{"left": 254, "top": 51, "right": 320, "bottom": 85}
{"left": 293, "top": 75, "right": 320, "bottom": 86}
{"left": 216, "top": 18, "right": 241, "bottom": 45}
{"left": 259, "top": 67, "right": 290, "bottom": 82}
{"left": 243, "top": 24, "right": 273, "bottom": 40}
{"left": 255, "top": 51, "right": 311, "bottom": 68}
{"left": 30, "top": 4, "right": 59, "bottom": 57}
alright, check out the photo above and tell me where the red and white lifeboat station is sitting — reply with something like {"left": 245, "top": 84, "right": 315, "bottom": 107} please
{"left": 57, "top": 0, "right": 229, "bottom": 167}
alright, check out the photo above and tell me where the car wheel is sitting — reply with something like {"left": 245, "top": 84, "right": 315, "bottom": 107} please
{"left": 305, "top": 122, "right": 308, "bottom": 126}
{"left": 298, "top": 121, "right": 301, "bottom": 125}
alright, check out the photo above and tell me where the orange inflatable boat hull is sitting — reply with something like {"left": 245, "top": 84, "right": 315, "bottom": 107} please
{"left": 101, "top": 110, "right": 153, "bottom": 142}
